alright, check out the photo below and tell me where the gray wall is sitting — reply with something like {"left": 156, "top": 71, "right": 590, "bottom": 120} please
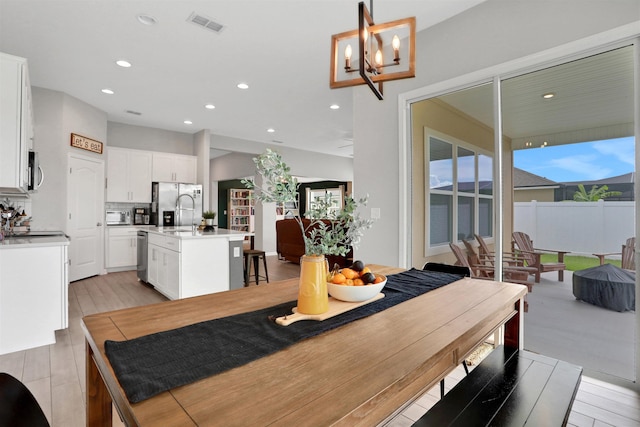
{"left": 352, "top": 0, "right": 640, "bottom": 267}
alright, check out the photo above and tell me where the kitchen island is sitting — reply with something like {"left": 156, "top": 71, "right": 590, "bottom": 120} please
{"left": 144, "top": 227, "right": 249, "bottom": 300}
{"left": 0, "top": 233, "right": 69, "bottom": 354}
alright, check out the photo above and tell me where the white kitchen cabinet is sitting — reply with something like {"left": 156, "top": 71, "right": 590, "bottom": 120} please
{"left": 0, "top": 52, "right": 33, "bottom": 195}
{"left": 147, "top": 233, "right": 180, "bottom": 300}
{"left": 152, "top": 152, "right": 197, "bottom": 184}
{"left": 106, "top": 147, "right": 152, "bottom": 202}
{"left": 0, "top": 241, "right": 69, "bottom": 355}
{"left": 106, "top": 226, "right": 137, "bottom": 269}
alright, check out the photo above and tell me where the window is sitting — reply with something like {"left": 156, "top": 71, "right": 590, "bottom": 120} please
{"left": 426, "top": 130, "right": 493, "bottom": 252}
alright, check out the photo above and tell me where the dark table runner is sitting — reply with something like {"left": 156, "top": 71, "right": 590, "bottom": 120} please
{"left": 105, "top": 269, "right": 462, "bottom": 403}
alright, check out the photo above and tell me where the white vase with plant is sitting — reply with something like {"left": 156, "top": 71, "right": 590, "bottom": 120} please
{"left": 242, "top": 149, "right": 373, "bottom": 314}
{"left": 202, "top": 211, "right": 217, "bottom": 229}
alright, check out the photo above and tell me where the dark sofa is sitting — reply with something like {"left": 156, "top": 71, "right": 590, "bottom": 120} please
{"left": 275, "top": 218, "right": 353, "bottom": 267}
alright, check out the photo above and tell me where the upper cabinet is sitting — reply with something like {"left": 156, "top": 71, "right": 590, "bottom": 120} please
{"left": 106, "top": 147, "right": 152, "bottom": 202}
{"left": 0, "top": 52, "right": 33, "bottom": 195}
{"left": 152, "top": 152, "right": 196, "bottom": 184}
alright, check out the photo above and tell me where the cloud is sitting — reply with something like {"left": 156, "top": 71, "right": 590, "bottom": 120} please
{"left": 591, "top": 138, "right": 635, "bottom": 167}
{"left": 548, "top": 154, "right": 612, "bottom": 180}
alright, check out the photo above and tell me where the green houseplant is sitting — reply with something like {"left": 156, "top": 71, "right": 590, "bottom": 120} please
{"left": 242, "top": 149, "right": 373, "bottom": 314}
{"left": 202, "top": 210, "right": 217, "bottom": 228}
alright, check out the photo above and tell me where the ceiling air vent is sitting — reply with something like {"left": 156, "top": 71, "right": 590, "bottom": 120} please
{"left": 187, "top": 12, "right": 224, "bottom": 34}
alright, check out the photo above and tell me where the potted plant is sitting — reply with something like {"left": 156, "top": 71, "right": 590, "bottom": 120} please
{"left": 242, "top": 149, "right": 373, "bottom": 314}
{"left": 202, "top": 210, "right": 217, "bottom": 230}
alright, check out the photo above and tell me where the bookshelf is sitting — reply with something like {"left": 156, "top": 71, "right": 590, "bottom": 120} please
{"left": 276, "top": 194, "right": 299, "bottom": 220}
{"left": 228, "top": 189, "right": 255, "bottom": 232}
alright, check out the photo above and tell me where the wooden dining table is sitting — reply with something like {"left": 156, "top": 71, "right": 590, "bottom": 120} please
{"left": 82, "top": 265, "right": 527, "bottom": 427}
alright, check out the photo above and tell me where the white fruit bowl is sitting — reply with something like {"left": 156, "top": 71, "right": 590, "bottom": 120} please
{"left": 327, "top": 275, "right": 387, "bottom": 302}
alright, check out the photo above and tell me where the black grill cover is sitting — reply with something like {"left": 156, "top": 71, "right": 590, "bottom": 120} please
{"left": 573, "top": 263, "right": 635, "bottom": 312}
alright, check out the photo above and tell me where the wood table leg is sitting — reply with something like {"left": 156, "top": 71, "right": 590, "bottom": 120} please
{"left": 504, "top": 299, "right": 523, "bottom": 349}
{"left": 86, "top": 341, "right": 112, "bottom": 427}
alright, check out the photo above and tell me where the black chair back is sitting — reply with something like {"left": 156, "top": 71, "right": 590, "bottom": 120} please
{"left": 0, "top": 373, "right": 49, "bottom": 427}
{"left": 423, "top": 262, "right": 471, "bottom": 277}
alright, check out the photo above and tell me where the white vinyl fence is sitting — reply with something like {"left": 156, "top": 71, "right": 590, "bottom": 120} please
{"left": 513, "top": 200, "right": 635, "bottom": 256}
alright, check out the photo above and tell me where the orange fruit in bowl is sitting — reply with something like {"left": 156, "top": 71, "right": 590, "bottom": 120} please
{"left": 373, "top": 275, "right": 384, "bottom": 284}
{"left": 353, "top": 278, "right": 365, "bottom": 286}
{"left": 341, "top": 268, "right": 358, "bottom": 279}
{"left": 360, "top": 266, "right": 371, "bottom": 275}
{"left": 331, "top": 273, "right": 346, "bottom": 284}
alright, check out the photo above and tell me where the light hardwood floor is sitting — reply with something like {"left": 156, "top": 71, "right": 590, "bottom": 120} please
{"left": 1, "top": 256, "right": 639, "bottom": 426}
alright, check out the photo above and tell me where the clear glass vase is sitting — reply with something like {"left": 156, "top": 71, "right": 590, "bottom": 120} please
{"left": 297, "top": 255, "right": 329, "bottom": 314}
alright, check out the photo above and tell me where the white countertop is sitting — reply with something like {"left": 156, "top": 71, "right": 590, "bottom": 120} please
{"left": 145, "top": 226, "right": 251, "bottom": 240}
{"left": 0, "top": 234, "right": 70, "bottom": 248}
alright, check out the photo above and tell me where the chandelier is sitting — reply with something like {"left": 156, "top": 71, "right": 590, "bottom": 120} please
{"left": 330, "top": 1, "right": 416, "bottom": 100}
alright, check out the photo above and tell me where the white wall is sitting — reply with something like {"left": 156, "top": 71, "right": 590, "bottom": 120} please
{"left": 194, "top": 129, "right": 210, "bottom": 210}
{"left": 353, "top": 0, "right": 640, "bottom": 267}
{"left": 30, "top": 87, "right": 107, "bottom": 232}
{"left": 210, "top": 139, "right": 354, "bottom": 182}
{"left": 107, "top": 122, "right": 194, "bottom": 155}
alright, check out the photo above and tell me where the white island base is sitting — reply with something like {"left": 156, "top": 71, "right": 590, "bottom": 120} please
{"left": 146, "top": 227, "right": 247, "bottom": 300}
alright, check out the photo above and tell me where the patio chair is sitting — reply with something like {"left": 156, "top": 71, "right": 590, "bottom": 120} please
{"left": 466, "top": 237, "right": 538, "bottom": 278}
{"left": 593, "top": 237, "right": 636, "bottom": 270}
{"left": 474, "top": 234, "right": 526, "bottom": 267}
{"left": 449, "top": 242, "right": 533, "bottom": 292}
{"left": 512, "top": 231, "right": 569, "bottom": 283}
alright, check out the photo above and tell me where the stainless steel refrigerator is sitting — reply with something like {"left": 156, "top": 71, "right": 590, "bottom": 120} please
{"left": 151, "top": 182, "right": 203, "bottom": 227}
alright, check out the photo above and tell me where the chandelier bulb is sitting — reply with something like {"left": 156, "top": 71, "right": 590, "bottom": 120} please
{"left": 375, "top": 49, "right": 383, "bottom": 66}
{"left": 392, "top": 35, "right": 400, "bottom": 62}
{"left": 344, "top": 44, "right": 352, "bottom": 70}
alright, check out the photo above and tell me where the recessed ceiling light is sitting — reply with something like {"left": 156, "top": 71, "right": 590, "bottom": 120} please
{"left": 101, "top": 88, "right": 114, "bottom": 95}
{"left": 116, "top": 60, "right": 132, "bottom": 68}
{"left": 204, "top": 104, "right": 215, "bottom": 109}
{"left": 542, "top": 92, "right": 555, "bottom": 99}
{"left": 330, "top": 104, "right": 340, "bottom": 110}
{"left": 184, "top": 120, "right": 193, "bottom": 125}
{"left": 267, "top": 128, "right": 275, "bottom": 133}
{"left": 237, "top": 83, "right": 249, "bottom": 90}
{"left": 137, "top": 14, "right": 158, "bottom": 25}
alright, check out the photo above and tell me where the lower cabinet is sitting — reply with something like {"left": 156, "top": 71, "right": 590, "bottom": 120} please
{"left": 147, "top": 234, "right": 180, "bottom": 300}
{"left": 0, "top": 243, "right": 68, "bottom": 355}
{"left": 106, "top": 227, "right": 138, "bottom": 270}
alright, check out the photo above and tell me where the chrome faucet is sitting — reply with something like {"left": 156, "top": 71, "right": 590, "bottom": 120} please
{"left": 176, "top": 193, "right": 195, "bottom": 228}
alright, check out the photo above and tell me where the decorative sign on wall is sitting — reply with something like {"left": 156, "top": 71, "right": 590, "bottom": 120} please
{"left": 70, "top": 133, "right": 103, "bottom": 154}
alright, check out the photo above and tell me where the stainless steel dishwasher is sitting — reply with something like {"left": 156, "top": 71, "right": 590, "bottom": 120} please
{"left": 137, "top": 230, "right": 148, "bottom": 282}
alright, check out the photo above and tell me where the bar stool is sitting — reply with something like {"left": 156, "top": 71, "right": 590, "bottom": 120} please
{"left": 244, "top": 249, "right": 269, "bottom": 286}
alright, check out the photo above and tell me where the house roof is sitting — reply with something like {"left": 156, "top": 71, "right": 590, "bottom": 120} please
{"left": 561, "top": 172, "right": 635, "bottom": 186}
{"left": 513, "top": 168, "right": 558, "bottom": 188}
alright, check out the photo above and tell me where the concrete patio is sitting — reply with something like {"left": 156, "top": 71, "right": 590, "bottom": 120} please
{"left": 523, "top": 270, "right": 636, "bottom": 381}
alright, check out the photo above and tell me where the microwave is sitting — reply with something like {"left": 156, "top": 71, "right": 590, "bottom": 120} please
{"left": 28, "top": 151, "right": 44, "bottom": 191}
{"left": 106, "top": 210, "right": 132, "bottom": 226}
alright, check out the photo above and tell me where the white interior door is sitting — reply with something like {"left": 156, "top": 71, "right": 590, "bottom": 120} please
{"left": 68, "top": 154, "right": 104, "bottom": 282}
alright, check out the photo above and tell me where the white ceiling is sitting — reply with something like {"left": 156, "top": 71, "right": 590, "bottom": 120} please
{"left": 0, "top": 0, "right": 486, "bottom": 159}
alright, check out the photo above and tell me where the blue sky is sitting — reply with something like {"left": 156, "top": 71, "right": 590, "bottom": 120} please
{"left": 513, "top": 136, "right": 635, "bottom": 183}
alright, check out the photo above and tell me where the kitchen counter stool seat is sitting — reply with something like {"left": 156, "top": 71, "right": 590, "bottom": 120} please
{"left": 244, "top": 249, "right": 269, "bottom": 285}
